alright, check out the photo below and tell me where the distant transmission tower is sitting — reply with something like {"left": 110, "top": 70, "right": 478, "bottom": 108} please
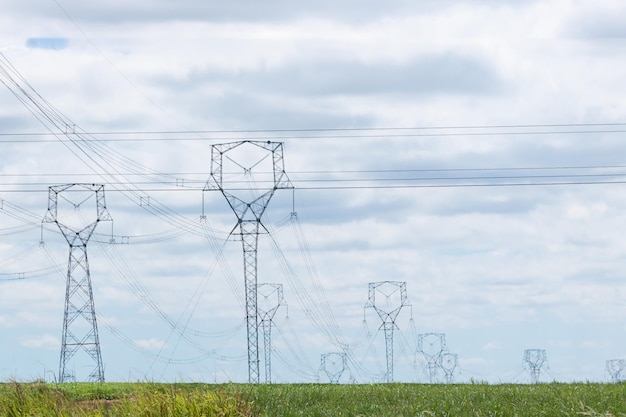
{"left": 320, "top": 352, "right": 348, "bottom": 384}
{"left": 205, "top": 141, "right": 291, "bottom": 383}
{"left": 417, "top": 333, "right": 447, "bottom": 383}
{"left": 606, "top": 359, "right": 626, "bottom": 383}
{"left": 42, "top": 184, "right": 112, "bottom": 383}
{"left": 364, "top": 281, "right": 410, "bottom": 383}
{"left": 440, "top": 352, "right": 458, "bottom": 383}
{"left": 523, "top": 349, "right": 547, "bottom": 383}
{"left": 257, "top": 283, "right": 286, "bottom": 383}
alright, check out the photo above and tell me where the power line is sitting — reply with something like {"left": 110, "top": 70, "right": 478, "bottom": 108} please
{"left": 2, "top": 180, "right": 626, "bottom": 193}
{"left": 292, "top": 180, "right": 626, "bottom": 190}
{"left": 2, "top": 121, "right": 626, "bottom": 137}
{"left": 3, "top": 163, "right": 626, "bottom": 177}
{"left": 1, "top": 128, "right": 626, "bottom": 142}
{"left": 3, "top": 169, "right": 626, "bottom": 192}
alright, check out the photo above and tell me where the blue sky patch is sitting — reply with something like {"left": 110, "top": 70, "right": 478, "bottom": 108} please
{"left": 25, "top": 37, "right": 69, "bottom": 50}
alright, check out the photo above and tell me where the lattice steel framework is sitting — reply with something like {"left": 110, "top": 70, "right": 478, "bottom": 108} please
{"left": 320, "top": 352, "right": 348, "bottom": 384}
{"left": 205, "top": 141, "right": 290, "bottom": 383}
{"left": 606, "top": 359, "right": 626, "bottom": 383}
{"left": 523, "top": 349, "right": 547, "bottom": 384}
{"left": 257, "top": 283, "right": 286, "bottom": 383}
{"left": 364, "top": 281, "right": 410, "bottom": 383}
{"left": 42, "top": 183, "right": 111, "bottom": 383}
{"left": 440, "top": 352, "right": 458, "bottom": 383}
{"left": 417, "top": 333, "right": 447, "bottom": 383}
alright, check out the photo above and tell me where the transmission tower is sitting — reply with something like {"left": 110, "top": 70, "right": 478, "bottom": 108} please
{"left": 257, "top": 283, "right": 286, "bottom": 383}
{"left": 417, "top": 333, "right": 447, "bottom": 383}
{"left": 320, "top": 352, "right": 348, "bottom": 384}
{"left": 523, "top": 349, "right": 547, "bottom": 384}
{"left": 205, "top": 141, "right": 291, "bottom": 383}
{"left": 440, "top": 352, "right": 458, "bottom": 383}
{"left": 364, "top": 281, "right": 410, "bottom": 383}
{"left": 42, "top": 184, "right": 112, "bottom": 383}
{"left": 606, "top": 359, "right": 626, "bottom": 383}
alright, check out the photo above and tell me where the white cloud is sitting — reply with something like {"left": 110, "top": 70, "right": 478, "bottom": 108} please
{"left": 481, "top": 342, "right": 502, "bottom": 351}
{"left": 133, "top": 338, "right": 166, "bottom": 351}
{"left": 19, "top": 334, "right": 58, "bottom": 350}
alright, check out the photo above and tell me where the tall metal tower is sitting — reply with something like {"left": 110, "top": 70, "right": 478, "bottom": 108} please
{"left": 440, "top": 352, "right": 458, "bottom": 383}
{"left": 606, "top": 359, "right": 626, "bottom": 383}
{"left": 417, "top": 333, "right": 447, "bottom": 383}
{"left": 42, "top": 184, "right": 112, "bottom": 383}
{"left": 205, "top": 141, "right": 290, "bottom": 383}
{"left": 523, "top": 349, "right": 547, "bottom": 384}
{"left": 320, "top": 352, "right": 348, "bottom": 384}
{"left": 364, "top": 281, "right": 410, "bottom": 383}
{"left": 257, "top": 283, "right": 286, "bottom": 383}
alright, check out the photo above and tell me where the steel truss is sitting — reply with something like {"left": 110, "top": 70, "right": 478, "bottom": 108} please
{"left": 43, "top": 183, "right": 111, "bottom": 383}
{"left": 206, "top": 141, "right": 290, "bottom": 383}
{"left": 365, "top": 281, "right": 410, "bottom": 383}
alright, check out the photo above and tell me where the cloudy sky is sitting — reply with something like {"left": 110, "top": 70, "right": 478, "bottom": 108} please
{"left": 1, "top": 0, "right": 626, "bottom": 384}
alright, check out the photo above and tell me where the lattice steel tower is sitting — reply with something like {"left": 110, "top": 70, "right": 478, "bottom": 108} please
{"left": 606, "top": 359, "right": 626, "bottom": 383}
{"left": 42, "top": 184, "right": 112, "bottom": 383}
{"left": 206, "top": 141, "right": 290, "bottom": 383}
{"left": 257, "top": 283, "right": 286, "bottom": 383}
{"left": 440, "top": 352, "right": 458, "bottom": 383}
{"left": 523, "top": 349, "right": 547, "bottom": 384}
{"left": 320, "top": 352, "right": 348, "bottom": 384}
{"left": 417, "top": 333, "right": 447, "bottom": 383}
{"left": 364, "top": 281, "right": 410, "bottom": 383}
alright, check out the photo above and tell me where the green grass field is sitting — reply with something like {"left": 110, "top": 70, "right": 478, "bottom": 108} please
{"left": 0, "top": 381, "right": 625, "bottom": 416}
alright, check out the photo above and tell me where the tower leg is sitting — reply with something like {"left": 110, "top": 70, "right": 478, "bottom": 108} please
{"left": 531, "top": 367, "right": 540, "bottom": 384}
{"left": 59, "top": 244, "right": 104, "bottom": 383}
{"left": 262, "top": 320, "right": 272, "bottom": 383}
{"left": 428, "top": 361, "right": 437, "bottom": 383}
{"left": 241, "top": 220, "right": 260, "bottom": 384}
{"left": 383, "top": 322, "right": 394, "bottom": 383}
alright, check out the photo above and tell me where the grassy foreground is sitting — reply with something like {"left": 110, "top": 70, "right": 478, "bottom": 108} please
{"left": 0, "top": 381, "right": 625, "bottom": 416}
